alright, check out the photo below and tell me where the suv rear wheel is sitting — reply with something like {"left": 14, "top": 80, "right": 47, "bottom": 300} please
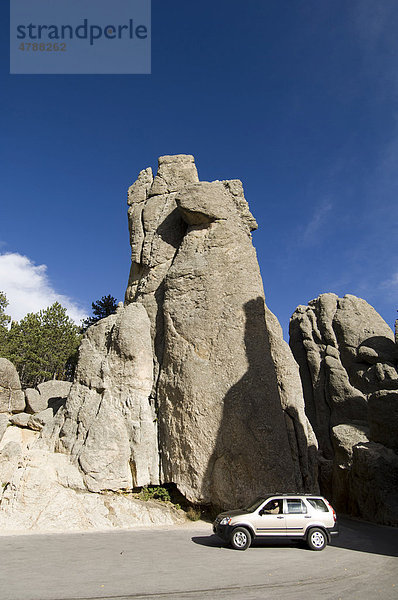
{"left": 307, "top": 528, "right": 327, "bottom": 551}
{"left": 230, "top": 527, "right": 251, "bottom": 551}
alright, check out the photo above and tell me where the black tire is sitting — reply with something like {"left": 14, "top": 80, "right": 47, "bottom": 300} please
{"left": 307, "top": 528, "right": 327, "bottom": 551}
{"left": 230, "top": 527, "right": 251, "bottom": 551}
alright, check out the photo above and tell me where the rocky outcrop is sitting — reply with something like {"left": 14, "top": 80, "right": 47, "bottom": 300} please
{"left": 0, "top": 358, "right": 25, "bottom": 413}
{"left": 123, "top": 155, "right": 317, "bottom": 507}
{"left": 55, "top": 154, "right": 317, "bottom": 508}
{"left": 290, "top": 293, "right": 398, "bottom": 524}
{"left": 125, "top": 155, "right": 196, "bottom": 388}
{"left": 1, "top": 154, "right": 320, "bottom": 531}
{"left": 56, "top": 302, "right": 159, "bottom": 492}
{"left": 156, "top": 178, "right": 317, "bottom": 506}
{"left": 347, "top": 442, "right": 398, "bottom": 526}
{"left": 0, "top": 436, "right": 184, "bottom": 534}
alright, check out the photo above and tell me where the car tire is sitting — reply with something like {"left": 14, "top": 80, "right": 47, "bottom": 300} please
{"left": 307, "top": 528, "right": 327, "bottom": 551}
{"left": 230, "top": 527, "right": 251, "bottom": 551}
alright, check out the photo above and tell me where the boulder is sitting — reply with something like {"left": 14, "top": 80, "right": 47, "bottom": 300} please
{"left": 9, "top": 413, "right": 31, "bottom": 428}
{"left": 8, "top": 407, "right": 62, "bottom": 432}
{"left": 28, "top": 408, "right": 56, "bottom": 432}
{"left": 0, "top": 358, "right": 25, "bottom": 413}
{"left": 26, "top": 381, "right": 72, "bottom": 414}
{"left": 37, "top": 380, "right": 72, "bottom": 404}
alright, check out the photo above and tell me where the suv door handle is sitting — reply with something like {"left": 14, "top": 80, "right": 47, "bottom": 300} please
{"left": 277, "top": 516, "right": 284, "bottom": 519}
{"left": 304, "top": 516, "right": 312, "bottom": 518}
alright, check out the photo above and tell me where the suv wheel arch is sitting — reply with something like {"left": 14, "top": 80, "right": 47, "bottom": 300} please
{"left": 232, "top": 523, "right": 255, "bottom": 540}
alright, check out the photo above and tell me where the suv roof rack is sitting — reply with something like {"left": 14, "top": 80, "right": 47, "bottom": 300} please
{"left": 264, "top": 493, "right": 317, "bottom": 496}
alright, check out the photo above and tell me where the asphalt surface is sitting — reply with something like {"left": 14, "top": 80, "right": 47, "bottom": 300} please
{"left": 0, "top": 517, "right": 397, "bottom": 600}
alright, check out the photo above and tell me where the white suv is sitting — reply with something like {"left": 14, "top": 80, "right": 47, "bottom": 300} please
{"left": 213, "top": 494, "right": 338, "bottom": 551}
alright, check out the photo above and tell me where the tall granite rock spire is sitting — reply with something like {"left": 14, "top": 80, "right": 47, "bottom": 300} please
{"left": 124, "top": 155, "right": 318, "bottom": 506}
{"left": 54, "top": 155, "right": 317, "bottom": 507}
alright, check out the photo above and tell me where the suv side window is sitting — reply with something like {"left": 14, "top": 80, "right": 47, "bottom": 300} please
{"left": 261, "top": 499, "right": 283, "bottom": 514}
{"left": 307, "top": 498, "right": 328, "bottom": 512}
{"left": 286, "top": 499, "right": 307, "bottom": 514}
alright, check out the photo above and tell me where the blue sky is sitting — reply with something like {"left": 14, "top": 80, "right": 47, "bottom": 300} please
{"left": 1, "top": 0, "right": 397, "bottom": 338}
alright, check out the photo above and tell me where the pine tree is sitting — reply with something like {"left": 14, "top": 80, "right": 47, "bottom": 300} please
{"left": 1, "top": 302, "right": 81, "bottom": 387}
{"left": 81, "top": 294, "right": 118, "bottom": 331}
{"left": 0, "top": 291, "right": 11, "bottom": 348}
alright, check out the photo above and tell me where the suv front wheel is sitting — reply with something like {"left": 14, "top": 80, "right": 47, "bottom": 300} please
{"left": 230, "top": 527, "right": 251, "bottom": 550}
{"left": 307, "top": 528, "right": 327, "bottom": 551}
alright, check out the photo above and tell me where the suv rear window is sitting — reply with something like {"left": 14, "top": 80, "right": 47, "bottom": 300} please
{"left": 286, "top": 499, "right": 307, "bottom": 514}
{"left": 307, "top": 498, "right": 328, "bottom": 512}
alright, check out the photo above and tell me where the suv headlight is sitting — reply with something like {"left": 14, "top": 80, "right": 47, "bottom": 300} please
{"left": 219, "top": 517, "right": 231, "bottom": 525}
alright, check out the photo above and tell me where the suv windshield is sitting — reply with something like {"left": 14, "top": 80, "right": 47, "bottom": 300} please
{"left": 243, "top": 497, "right": 266, "bottom": 512}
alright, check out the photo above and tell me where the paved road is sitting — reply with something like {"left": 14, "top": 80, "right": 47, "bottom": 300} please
{"left": 0, "top": 518, "right": 397, "bottom": 600}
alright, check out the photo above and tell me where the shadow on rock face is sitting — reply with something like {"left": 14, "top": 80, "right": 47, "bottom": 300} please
{"left": 47, "top": 397, "right": 66, "bottom": 416}
{"left": 156, "top": 207, "right": 187, "bottom": 249}
{"left": 203, "top": 297, "right": 315, "bottom": 510}
{"left": 357, "top": 336, "right": 398, "bottom": 364}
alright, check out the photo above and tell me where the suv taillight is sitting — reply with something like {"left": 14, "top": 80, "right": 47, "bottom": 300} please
{"left": 326, "top": 499, "right": 336, "bottom": 523}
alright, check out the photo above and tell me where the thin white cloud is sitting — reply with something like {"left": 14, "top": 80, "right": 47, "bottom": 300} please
{"left": 0, "top": 252, "right": 87, "bottom": 324}
{"left": 302, "top": 200, "right": 333, "bottom": 244}
{"left": 381, "top": 271, "right": 398, "bottom": 291}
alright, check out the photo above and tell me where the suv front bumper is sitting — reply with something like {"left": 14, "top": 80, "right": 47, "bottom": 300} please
{"left": 213, "top": 522, "right": 232, "bottom": 541}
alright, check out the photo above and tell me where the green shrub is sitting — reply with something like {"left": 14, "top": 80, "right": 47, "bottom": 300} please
{"left": 140, "top": 486, "right": 171, "bottom": 502}
{"left": 186, "top": 506, "right": 201, "bottom": 521}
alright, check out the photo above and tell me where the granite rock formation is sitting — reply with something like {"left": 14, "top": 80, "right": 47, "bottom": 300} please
{"left": 156, "top": 178, "right": 317, "bottom": 506}
{"left": 123, "top": 155, "right": 318, "bottom": 506}
{"left": 0, "top": 432, "right": 183, "bottom": 533}
{"left": 57, "top": 154, "right": 317, "bottom": 508}
{"left": 56, "top": 302, "right": 159, "bottom": 492}
{"left": 290, "top": 293, "right": 398, "bottom": 524}
{"left": 1, "top": 154, "right": 320, "bottom": 531}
